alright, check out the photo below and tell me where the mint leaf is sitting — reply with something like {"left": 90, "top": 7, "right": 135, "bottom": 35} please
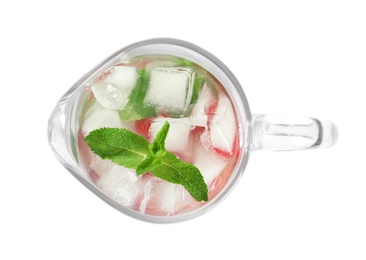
{"left": 149, "top": 121, "right": 169, "bottom": 156}
{"left": 136, "top": 155, "right": 163, "bottom": 175}
{"left": 119, "top": 69, "right": 156, "bottom": 122}
{"left": 151, "top": 152, "right": 208, "bottom": 202}
{"left": 84, "top": 122, "right": 208, "bottom": 202}
{"left": 84, "top": 128, "right": 150, "bottom": 169}
{"left": 190, "top": 77, "right": 203, "bottom": 105}
{"left": 177, "top": 58, "right": 194, "bottom": 67}
{"left": 118, "top": 102, "right": 144, "bottom": 121}
{"left": 137, "top": 121, "right": 169, "bottom": 174}
{"left": 135, "top": 155, "right": 155, "bottom": 175}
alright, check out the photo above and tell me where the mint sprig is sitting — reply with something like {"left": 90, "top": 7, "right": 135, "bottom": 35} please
{"left": 84, "top": 122, "right": 208, "bottom": 202}
{"left": 118, "top": 69, "right": 156, "bottom": 122}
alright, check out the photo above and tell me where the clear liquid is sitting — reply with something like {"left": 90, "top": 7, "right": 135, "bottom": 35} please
{"left": 77, "top": 55, "right": 240, "bottom": 216}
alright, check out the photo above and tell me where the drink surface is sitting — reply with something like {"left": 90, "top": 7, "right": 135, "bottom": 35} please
{"left": 77, "top": 55, "right": 240, "bottom": 216}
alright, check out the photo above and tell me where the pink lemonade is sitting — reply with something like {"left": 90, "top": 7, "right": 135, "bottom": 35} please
{"left": 77, "top": 55, "right": 240, "bottom": 216}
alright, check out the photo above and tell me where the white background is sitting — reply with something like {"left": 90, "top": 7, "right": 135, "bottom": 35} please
{"left": 1, "top": 1, "right": 365, "bottom": 259}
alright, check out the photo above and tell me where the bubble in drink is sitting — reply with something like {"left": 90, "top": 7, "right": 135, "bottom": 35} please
{"left": 77, "top": 55, "right": 240, "bottom": 216}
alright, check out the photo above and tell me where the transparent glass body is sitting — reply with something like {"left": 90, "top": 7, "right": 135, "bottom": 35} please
{"left": 48, "top": 38, "right": 337, "bottom": 223}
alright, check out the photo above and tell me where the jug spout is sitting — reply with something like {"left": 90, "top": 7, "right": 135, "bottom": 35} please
{"left": 48, "top": 88, "right": 81, "bottom": 172}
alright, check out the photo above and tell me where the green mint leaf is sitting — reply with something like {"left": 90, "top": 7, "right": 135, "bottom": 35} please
{"left": 150, "top": 152, "right": 208, "bottom": 202}
{"left": 190, "top": 77, "right": 203, "bottom": 105}
{"left": 149, "top": 121, "right": 169, "bottom": 156}
{"left": 119, "top": 69, "right": 156, "bottom": 122}
{"left": 136, "top": 155, "right": 163, "bottom": 175}
{"left": 135, "top": 155, "right": 154, "bottom": 175}
{"left": 84, "top": 128, "right": 150, "bottom": 169}
{"left": 138, "top": 121, "right": 169, "bottom": 174}
{"left": 177, "top": 58, "right": 194, "bottom": 67}
{"left": 84, "top": 122, "right": 209, "bottom": 202}
{"left": 118, "top": 103, "right": 144, "bottom": 121}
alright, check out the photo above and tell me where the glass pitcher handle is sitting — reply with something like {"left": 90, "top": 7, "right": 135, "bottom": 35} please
{"left": 251, "top": 114, "right": 338, "bottom": 151}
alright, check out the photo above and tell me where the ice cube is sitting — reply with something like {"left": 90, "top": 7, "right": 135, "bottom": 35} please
{"left": 139, "top": 178, "right": 153, "bottom": 214}
{"left": 208, "top": 94, "right": 236, "bottom": 155}
{"left": 82, "top": 102, "right": 122, "bottom": 135}
{"left": 158, "top": 182, "right": 184, "bottom": 214}
{"left": 145, "top": 60, "right": 179, "bottom": 72}
{"left": 144, "top": 67, "right": 196, "bottom": 116}
{"left": 96, "top": 164, "right": 140, "bottom": 207}
{"left": 190, "top": 83, "right": 216, "bottom": 126}
{"left": 139, "top": 178, "right": 184, "bottom": 215}
{"left": 193, "top": 142, "right": 228, "bottom": 185}
{"left": 89, "top": 154, "right": 116, "bottom": 176}
{"left": 91, "top": 66, "right": 137, "bottom": 110}
{"left": 149, "top": 117, "right": 192, "bottom": 153}
{"left": 179, "top": 189, "right": 202, "bottom": 212}
{"left": 107, "top": 66, "right": 137, "bottom": 89}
